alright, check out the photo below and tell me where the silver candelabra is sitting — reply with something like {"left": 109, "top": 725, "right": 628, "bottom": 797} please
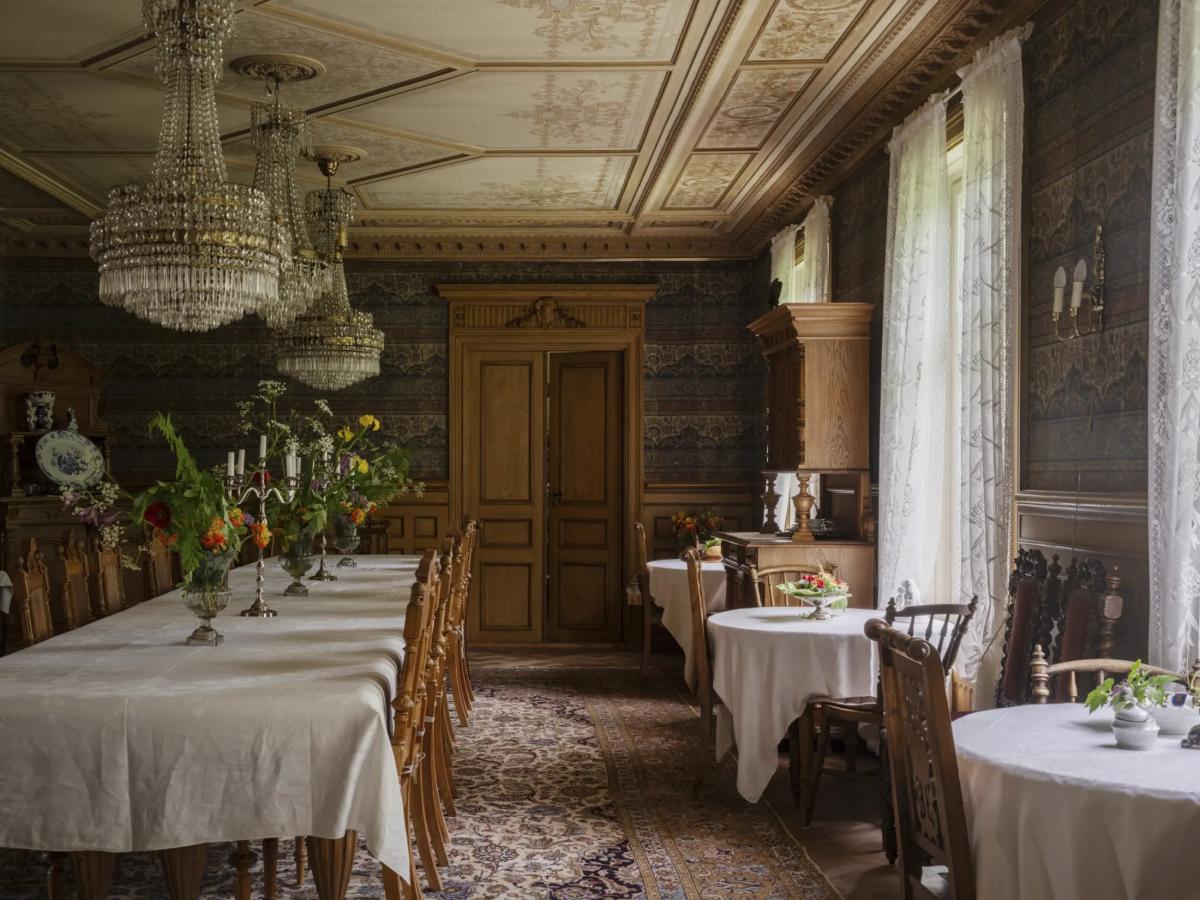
{"left": 225, "top": 461, "right": 298, "bottom": 618}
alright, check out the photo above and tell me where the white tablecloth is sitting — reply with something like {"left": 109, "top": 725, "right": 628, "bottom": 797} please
{"left": 954, "top": 703, "right": 1200, "bottom": 900}
{"left": 647, "top": 558, "right": 726, "bottom": 690}
{"left": 0, "top": 554, "right": 419, "bottom": 875}
{"left": 708, "top": 607, "right": 877, "bottom": 802}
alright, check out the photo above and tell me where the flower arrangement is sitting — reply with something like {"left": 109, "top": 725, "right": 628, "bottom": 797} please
{"left": 1084, "top": 660, "right": 1176, "bottom": 714}
{"left": 775, "top": 571, "right": 850, "bottom": 599}
{"left": 671, "top": 508, "right": 724, "bottom": 549}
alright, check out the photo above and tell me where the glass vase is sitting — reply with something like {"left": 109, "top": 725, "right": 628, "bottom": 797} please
{"left": 183, "top": 550, "right": 234, "bottom": 646}
{"left": 279, "top": 526, "right": 317, "bottom": 595}
{"left": 333, "top": 515, "right": 360, "bottom": 567}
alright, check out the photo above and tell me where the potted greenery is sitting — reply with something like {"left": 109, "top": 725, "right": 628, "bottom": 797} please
{"left": 1084, "top": 660, "right": 1176, "bottom": 750}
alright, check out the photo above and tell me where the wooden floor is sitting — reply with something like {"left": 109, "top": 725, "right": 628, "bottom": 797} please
{"left": 474, "top": 645, "right": 902, "bottom": 900}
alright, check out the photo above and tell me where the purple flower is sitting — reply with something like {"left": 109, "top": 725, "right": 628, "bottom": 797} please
{"left": 242, "top": 511, "right": 256, "bottom": 526}
{"left": 311, "top": 478, "right": 329, "bottom": 492}
{"left": 339, "top": 454, "right": 351, "bottom": 475}
{"left": 62, "top": 491, "right": 79, "bottom": 507}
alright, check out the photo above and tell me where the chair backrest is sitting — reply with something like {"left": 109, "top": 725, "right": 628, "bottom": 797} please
{"left": 749, "top": 563, "right": 829, "bottom": 608}
{"left": 995, "top": 548, "right": 1061, "bottom": 707}
{"left": 867, "top": 618, "right": 975, "bottom": 900}
{"left": 1029, "top": 646, "right": 1186, "bottom": 703}
{"left": 634, "top": 521, "right": 652, "bottom": 603}
{"left": 91, "top": 536, "right": 128, "bottom": 617}
{"left": 683, "top": 548, "right": 712, "bottom": 698}
{"left": 1054, "top": 559, "right": 1123, "bottom": 665}
{"left": 885, "top": 595, "right": 979, "bottom": 673}
{"left": 17, "top": 539, "right": 55, "bottom": 648}
{"left": 392, "top": 549, "right": 441, "bottom": 783}
{"left": 57, "top": 531, "right": 94, "bottom": 631}
{"left": 146, "top": 538, "right": 175, "bottom": 598}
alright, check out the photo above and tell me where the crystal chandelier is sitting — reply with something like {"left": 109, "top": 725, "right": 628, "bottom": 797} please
{"left": 238, "top": 56, "right": 330, "bottom": 329}
{"left": 275, "top": 152, "right": 383, "bottom": 391}
{"left": 89, "top": 0, "right": 282, "bottom": 332}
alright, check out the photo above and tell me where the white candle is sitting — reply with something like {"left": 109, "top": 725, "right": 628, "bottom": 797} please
{"left": 286, "top": 454, "right": 295, "bottom": 479}
{"left": 259, "top": 434, "right": 268, "bottom": 461}
{"left": 236, "top": 449, "right": 245, "bottom": 475}
{"left": 226, "top": 451, "right": 236, "bottom": 478}
{"left": 1052, "top": 266, "right": 1066, "bottom": 315}
{"left": 1070, "top": 259, "right": 1087, "bottom": 310}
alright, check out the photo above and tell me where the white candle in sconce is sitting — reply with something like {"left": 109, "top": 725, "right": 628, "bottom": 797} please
{"left": 236, "top": 449, "right": 245, "bottom": 476}
{"left": 259, "top": 434, "right": 268, "bottom": 461}
{"left": 227, "top": 451, "right": 236, "bottom": 478}
{"left": 1052, "top": 266, "right": 1066, "bottom": 315}
{"left": 1070, "top": 259, "right": 1087, "bottom": 310}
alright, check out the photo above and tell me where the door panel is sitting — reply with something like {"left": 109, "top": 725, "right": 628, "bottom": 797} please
{"left": 547, "top": 351, "right": 623, "bottom": 642}
{"left": 465, "top": 350, "right": 544, "bottom": 642}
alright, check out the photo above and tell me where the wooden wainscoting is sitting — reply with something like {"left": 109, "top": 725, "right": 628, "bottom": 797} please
{"left": 1015, "top": 490, "right": 1148, "bottom": 658}
{"left": 642, "top": 481, "right": 759, "bottom": 560}
{"left": 378, "top": 482, "right": 451, "bottom": 556}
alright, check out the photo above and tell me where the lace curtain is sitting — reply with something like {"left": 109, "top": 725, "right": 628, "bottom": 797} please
{"left": 769, "top": 224, "right": 799, "bottom": 303}
{"left": 877, "top": 95, "right": 955, "bottom": 609}
{"left": 1149, "top": 0, "right": 1200, "bottom": 674}
{"left": 796, "top": 196, "right": 833, "bottom": 302}
{"left": 953, "top": 27, "right": 1027, "bottom": 683}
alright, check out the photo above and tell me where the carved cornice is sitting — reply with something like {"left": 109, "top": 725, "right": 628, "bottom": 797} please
{"left": 440, "top": 283, "right": 654, "bottom": 332}
{"left": 346, "top": 232, "right": 746, "bottom": 261}
{"left": 739, "top": 0, "right": 1011, "bottom": 251}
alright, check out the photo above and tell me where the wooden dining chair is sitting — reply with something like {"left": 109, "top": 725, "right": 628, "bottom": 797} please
{"left": 748, "top": 563, "right": 831, "bottom": 607}
{"left": 90, "top": 536, "right": 129, "bottom": 617}
{"left": 995, "top": 548, "right": 1061, "bottom": 707}
{"left": 867, "top": 617, "right": 975, "bottom": 900}
{"left": 359, "top": 516, "right": 391, "bottom": 555}
{"left": 1054, "top": 559, "right": 1125, "bottom": 666}
{"left": 56, "top": 531, "right": 94, "bottom": 632}
{"left": 804, "top": 596, "right": 978, "bottom": 863}
{"left": 16, "top": 539, "right": 55, "bottom": 649}
{"left": 1028, "top": 647, "right": 1190, "bottom": 703}
{"left": 445, "top": 518, "right": 478, "bottom": 726}
{"left": 684, "top": 547, "right": 725, "bottom": 791}
{"left": 146, "top": 538, "right": 176, "bottom": 598}
{"left": 635, "top": 521, "right": 660, "bottom": 679}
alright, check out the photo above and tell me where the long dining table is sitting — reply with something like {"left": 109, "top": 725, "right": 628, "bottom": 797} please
{"left": 0, "top": 553, "right": 420, "bottom": 897}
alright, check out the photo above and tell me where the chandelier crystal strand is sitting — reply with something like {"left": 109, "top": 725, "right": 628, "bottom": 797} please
{"left": 275, "top": 156, "right": 383, "bottom": 391}
{"left": 250, "top": 87, "right": 329, "bottom": 329}
{"left": 89, "top": 0, "right": 282, "bottom": 332}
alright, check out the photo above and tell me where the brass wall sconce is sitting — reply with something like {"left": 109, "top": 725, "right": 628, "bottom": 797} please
{"left": 1052, "top": 224, "right": 1106, "bottom": 341}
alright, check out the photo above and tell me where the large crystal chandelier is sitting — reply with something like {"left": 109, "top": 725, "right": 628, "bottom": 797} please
{"left": 89, "top": 0, "right": 281, "bottom": 332}
{"left": 275, "top": 152, "right": 383, "bottom": 391}
{"left": 238, "top": 56, "right": 330, "bottom": 328}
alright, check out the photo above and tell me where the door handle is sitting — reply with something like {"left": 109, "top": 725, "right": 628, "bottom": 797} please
{"left": 547, "top": 488, "right": 562, "bottom": 507}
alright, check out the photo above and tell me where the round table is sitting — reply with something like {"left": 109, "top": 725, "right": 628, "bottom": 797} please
{"left": 647, "top": 558, "right": 725, "bottom": 690}
{"left": 954, "top": 703, "right": 1200, "bottom": 900}
{"left": 707, "top": 606, "right": 878, "bottom": 802}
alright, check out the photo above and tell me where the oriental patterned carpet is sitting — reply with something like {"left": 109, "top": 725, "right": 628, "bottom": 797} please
{"left": 0, "top": 656, "right": 840, "bottom": 899}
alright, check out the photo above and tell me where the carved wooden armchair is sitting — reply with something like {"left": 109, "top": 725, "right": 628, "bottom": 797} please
{"left": 17, "top": 539, "right": 55, "bottom": 648}
{"left": 994, "top": 548, "right": 1061, "bottom": 707}
{"left": 56, "top": 531, "right": 94, "bottom": 631}
{"left": 1029, "top": 647, "right": 1192, "bottom": 704}
{"left": 868, "top": 617, "right": 975, "bottom": 900}
{"left": 90, "top": 537, "right": 129, "bottom": 617}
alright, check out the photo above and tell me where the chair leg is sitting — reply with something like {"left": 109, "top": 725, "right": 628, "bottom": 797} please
{"left": 693, "top": 695, "right": 713, "bottom": 792}
{"left": 71, "top": 852, "right": 117, "bottom": 900}
{"left": 435, "top": 702, "right": 458, "bottom": 817}
{"left": 160, "top": 844, "right": 208, "bottom": 900}
{"left": 410, "top": 775, "right": 443, "bottom": 891}
{"left": 797, "top": 709, "right": 818, "bottom": 823}
{"left": 47, "top": 852, "right": 69, "bottom": 900}
{"left": 229, "top": 841, "right": 255, "bottom": 900}
{"left": 294, "top": 836, "right": 307, "bottom": 887}
{"left": 641, "top": 594, "right": 653, "bottom": 680}
{"left": 440, "top": 689, "right": 456, "bottom": 748}
{"left": 844, "top": 723, "right": 860, "bottom": 773}
{"left": 263, "top": 838, "right": 279, "bottom": 900}
{"left": 422, "top": 737, "right": 450, "bottom": 864}
{"left": 880, "top": 733, "right": 898, "bottom": 864}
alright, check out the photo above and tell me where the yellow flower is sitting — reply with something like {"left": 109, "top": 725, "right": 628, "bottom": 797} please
{"left": 337, "top": 425, "right": 355, "bottom": 441}
{"left": 358, "top": 414, "right": 381, "bottom": 431}
{"left": 355, "top": 457, "right": 369, "bottom": 475}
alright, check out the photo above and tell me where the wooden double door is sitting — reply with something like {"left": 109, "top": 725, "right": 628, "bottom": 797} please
{"left": 462, "top": 348, "right": 624, "bottom": 643}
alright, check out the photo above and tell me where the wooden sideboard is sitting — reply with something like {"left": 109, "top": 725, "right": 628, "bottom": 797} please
{"left": 718, "top": 531, "right": 876, "bottom": 610}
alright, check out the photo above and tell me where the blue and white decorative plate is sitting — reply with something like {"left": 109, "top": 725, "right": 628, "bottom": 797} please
{"left": 35, "top": 430, "right": 104, "bottom": 488}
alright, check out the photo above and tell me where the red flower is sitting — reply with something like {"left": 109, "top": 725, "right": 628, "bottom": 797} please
{"left": 253, "top": 470, "right": 272, "bottom": 487}
{"left": 143, "top": 501, "right": 171, "bottom": 530}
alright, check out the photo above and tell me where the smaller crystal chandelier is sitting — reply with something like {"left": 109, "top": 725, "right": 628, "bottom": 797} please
{"left": 234, "top": 54, "right": 331, "bottom": 329}
{"left": 275, "top": 150, "right": 383, "bottom": 391}
{"left": 89, "top": 0, "right": 282, "bottom": 332}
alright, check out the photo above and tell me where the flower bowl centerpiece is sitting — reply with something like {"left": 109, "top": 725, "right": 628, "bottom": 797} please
{"left": 671, "top": 508, "right": 724, "bottom": 555}
{"left": 1085, "top": 660, "right": 1178, "bottom": 750}
{"left": 774, "top": 572, "right": 850, "bottom": 621}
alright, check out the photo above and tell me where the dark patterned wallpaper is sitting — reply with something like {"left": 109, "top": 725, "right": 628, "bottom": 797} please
{"left": 0, "top": 258, "right": 765, "bottom": 486}
{"left": 1023, "top": 0, "right": 1157, "bottom": 493}
{"left": 831, "top": 147, "right": 889, "bottom": 478}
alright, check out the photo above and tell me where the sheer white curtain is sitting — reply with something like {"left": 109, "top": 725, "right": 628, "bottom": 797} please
{"left": 796, "top": 196, "right": 833, "bottom": 302}
{"left": 1149, "top": 0, "right": 1200, "bottom": 674}
{"left": 953, "top": 27, "right": 1027, "bottom": 683}
{"left": 769, "top": 224, "right": 799, "bottom": 303}
{"left": 878, "top": 95, "right": 955, "bottom": 608}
